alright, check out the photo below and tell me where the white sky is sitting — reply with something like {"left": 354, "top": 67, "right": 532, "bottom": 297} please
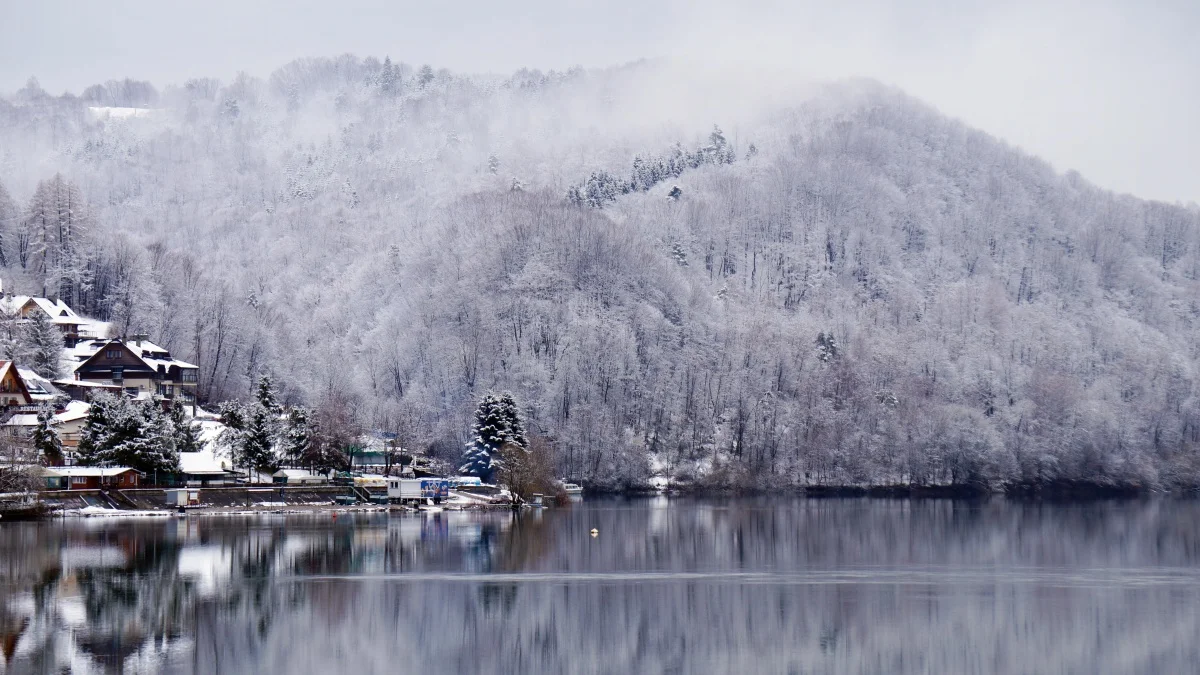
{"left": 1, "top": 0, "right": 1197, "bottom": 203}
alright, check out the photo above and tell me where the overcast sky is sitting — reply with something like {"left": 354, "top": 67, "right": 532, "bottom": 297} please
{"left": 2, "top": 0, "right": 1197, "bottom": 203}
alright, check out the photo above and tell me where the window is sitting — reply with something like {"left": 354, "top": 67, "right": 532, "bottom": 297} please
{"left": 125, "top": 387, "right": 139, "bottom": 397}
{"left": 181, "top": 370, "right": 198, "bottom": 383}
{"left": 72, "top": 476, "right": 87, "bottom": 485}
{"left": 106, "top": 348, "right": 121, "bottom": 359}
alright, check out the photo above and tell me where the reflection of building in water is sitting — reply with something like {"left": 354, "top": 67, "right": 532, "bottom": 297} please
{"left": 1, "top": 511, "right": 553, "bottom": 672}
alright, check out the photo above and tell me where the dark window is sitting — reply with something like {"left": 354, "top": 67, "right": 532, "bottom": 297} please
{"left": 181, "top": 370, "right": 198, "bottom": 383}
{"left": 111, "top": 367, "right": 124, "bottom": 381}
{"left": 106, "top": 348, "right": 121, "bottom": 359}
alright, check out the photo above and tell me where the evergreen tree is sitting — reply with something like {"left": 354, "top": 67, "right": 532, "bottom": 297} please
{"left": 76, "top": 393, "right": 179, "bottom": 475}
{"left": 239, "top": 376, "right": 281, "bottom": 472}
{"left": 218, "top": 400, "right": 249, "bottom": 475}
{"left": 242, "top": 402, "right": 278, "bottom": 473}
{"left": 169, "top": 400, "right": 203, "bottom": 453}
{"left": 25, "top": 309, "right": 62, "bottom": 379}
{"left": 460, "top": 393, "right": 506, "bottom": 483}
{"left": 816, "top": 332, "right": 839, "bottom": 363}
{"left": 32, "top": 405, "right": 63, "bottom": 466}
{"left": 498, "top": 392, "right": 527, "bottom": 449}
{"left": 460, "top": 392, "right": 528, "bottom": 483}
{"left": 255, "top": 375, "right": 280, "bottom": 416}
{"left": 76, "top": 394, "right": 115, "bottom": 467}
{"left": 282, "top": 406, "right": 315, "bottom": 467}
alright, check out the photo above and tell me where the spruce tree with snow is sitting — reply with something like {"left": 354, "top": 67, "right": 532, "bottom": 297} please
{"left": 816, "top": 332, "right": 839, "bottom": 363}
{"left": 32, "top": 405, "right": 62, "bottom": 466}
{"left": 76, "top": 393, "right": 179, "bottom": 475}
{"left": 242, "top": 401, "right": 278, "bottom": 473}
{"left": 218, "top": 400, "right": 249, "bottom": 476}
{"left": 461, "top": 392, "right": 528, "bottom": 483}
{"left": 254, "top": 376, "right": 281, "bottom": 426}
{"left": 498, "top": 392, "right": 528, "bottom": 449}
{"left": 169, "top": 400, "right": 203, "bottom": 454}
{"left": 75, "top": 393, "right": 115, "bottom": 467}
{"left": 24, "top": 310, "right": 62, "bottom": 379}
{"left": 460, "top": 393, "right": 507, "bottom": 483}
{"left": 282, "top": 406, "right": 315, "bottom": 467}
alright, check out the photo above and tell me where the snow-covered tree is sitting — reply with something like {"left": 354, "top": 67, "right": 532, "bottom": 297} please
{"left": 24, "top": 309, "right": 62, "bottom": 379}
{"left": 76, "top": 393, "right": 180, "bottom": 475}
{"left": 169, "top": 400, "right": 203, "bottom": 454}
{"left": 32, "top": 405, "right": 63, "bottom": 466}
{"left": 461, "top": 392, "right": 527, "bottom": 484}
{"left": 282, "top": 406, "right": 315, "bottom": 467}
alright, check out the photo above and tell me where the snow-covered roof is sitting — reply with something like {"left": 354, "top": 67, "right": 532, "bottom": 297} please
{"left": 272, "top": 469, "right": 321, "bottom": 478}
{"left": 44, "top": 467, "right": 140, "bottom": 477}
{"left": 179, "top": 449, "right": 235, "bottom": 476}
{"left": 0, "top": 360, "right": 30, "bottom": 399}
{"left": 52, "top": 378, "right": 119, "bottom": 388}
{"left": 68, "top": 337, "right": 199, "bottom": 374}
{"left": 5, "top": 401, "right": 90, "bottom": 427}
{"left": 4, "top": 413, "right": 38, "bottom": 427}
{"left": 18, "top": 368, "right": 63, "bottom": 401}
{"left": 0, "top": 295, "right": 86, "bottom": 325}
{"left": 56, "top": 400, "right": 90, "bottom": 423}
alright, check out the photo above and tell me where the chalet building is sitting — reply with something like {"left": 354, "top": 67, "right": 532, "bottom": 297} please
{"left": 68, "top": 337, "right": 199, "bottom": 404}
{"left": 5, "top": 400, "right": 91, "bottom": 464}
{"left": 43, "top": 466, "right": 142, "bottom": 490}
{"left": 0, "top": 361, "right": 33, "bottom": 409}
{"left": 0, "top": 294, "right": 107, "bottom": 347}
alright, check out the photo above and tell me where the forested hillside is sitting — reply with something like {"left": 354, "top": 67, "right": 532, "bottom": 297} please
{"left": 1, "top": 58, "right": 1197, "bottom": 489}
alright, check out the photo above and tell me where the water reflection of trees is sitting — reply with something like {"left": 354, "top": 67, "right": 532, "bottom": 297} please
{"left": 3, "top": 501, "right": 1200, "bottom": 673}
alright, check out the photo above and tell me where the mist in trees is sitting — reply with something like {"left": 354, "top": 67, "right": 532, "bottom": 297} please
{"left": 0, "top": 58, "right": 1196, "bottom": 489}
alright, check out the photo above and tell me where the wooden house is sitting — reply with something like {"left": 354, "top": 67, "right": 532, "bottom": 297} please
{"left": 0, "top": 361, "right": 32, "bottom": 409}
{"left": 43, "top": 467, "right": 142, "bottom": 490}
{"left": 68, "top": 337, "right": 198, "bottom": 405}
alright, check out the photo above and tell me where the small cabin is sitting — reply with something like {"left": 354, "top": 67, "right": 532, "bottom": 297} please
{"left": 45, "top": 466, "right": 142, "bottom": 490}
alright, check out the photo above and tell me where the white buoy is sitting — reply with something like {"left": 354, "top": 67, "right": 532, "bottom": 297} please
{"left": 590, "top": 528, "right": 599, "bottom": 537}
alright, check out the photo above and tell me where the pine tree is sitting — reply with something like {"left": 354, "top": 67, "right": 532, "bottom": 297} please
{"left": 25, "top": 309, "right": 62, "bottom": 379}
{"left": 282, "top": 406, "right": 314, "bottom": 467}
{"left": 498, "top": 392, "right": 527, "bottom": 449}
{"left": 218, "top": 400, "right": 248, "bottom": 474}
{"left": 169, "top": 400, "right": 203, "bottom": 454}
{"left": 460, "top": 392, "right": 528, "bottom": 483}
{"left": 76, "top": 393, "right": 179, "bottom": 475}
{"left": 242, "top": 403, "right": 278, "bottom": 473}
{"left": 32, "top": 405, "right": 63, "bottom": 466}
{"left": 239, "top": 376, "right": 281, "bottom": 472}
{"left": 76, "top": 393, "right": 114, "bottom": 467}
{"left": 460, "top": 393, "right": 506, "bottom": 483}
{"left": 816, "top": 332, "right": 839, "bottom": 363}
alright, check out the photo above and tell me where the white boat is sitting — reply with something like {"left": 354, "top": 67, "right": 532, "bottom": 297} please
{"left": 561, "top": 482, "right": 583, "bottom": 500}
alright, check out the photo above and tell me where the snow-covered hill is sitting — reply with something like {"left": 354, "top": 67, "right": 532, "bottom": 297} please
{"left": 0, "top": 59, "right": 1196, "bottom": 489}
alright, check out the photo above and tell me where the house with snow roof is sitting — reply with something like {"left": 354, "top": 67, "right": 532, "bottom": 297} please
{"left": 5, "top": 400, "right": 91, "bottom": 464}
{"left": 0, "top": 294, "right": 108, "bottom": 346}
{"left": 67, "top": 336, "right": 199, "bottom": 405}
{"left": 0, "top": 361, "right": 33, "bottom": 409}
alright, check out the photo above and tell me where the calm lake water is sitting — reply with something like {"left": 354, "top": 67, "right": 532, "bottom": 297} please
{"left": 2, "top": 497, "right": 1199, "bottom": 674}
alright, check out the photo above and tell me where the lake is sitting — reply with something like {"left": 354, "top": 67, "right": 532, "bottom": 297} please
{"left": 1, "top": 497, "right": 1199, "bottom": 674}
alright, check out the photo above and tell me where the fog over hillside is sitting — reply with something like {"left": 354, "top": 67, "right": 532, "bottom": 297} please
{"left": 0, "top": 58, "right": 1197, "bottom": 489}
